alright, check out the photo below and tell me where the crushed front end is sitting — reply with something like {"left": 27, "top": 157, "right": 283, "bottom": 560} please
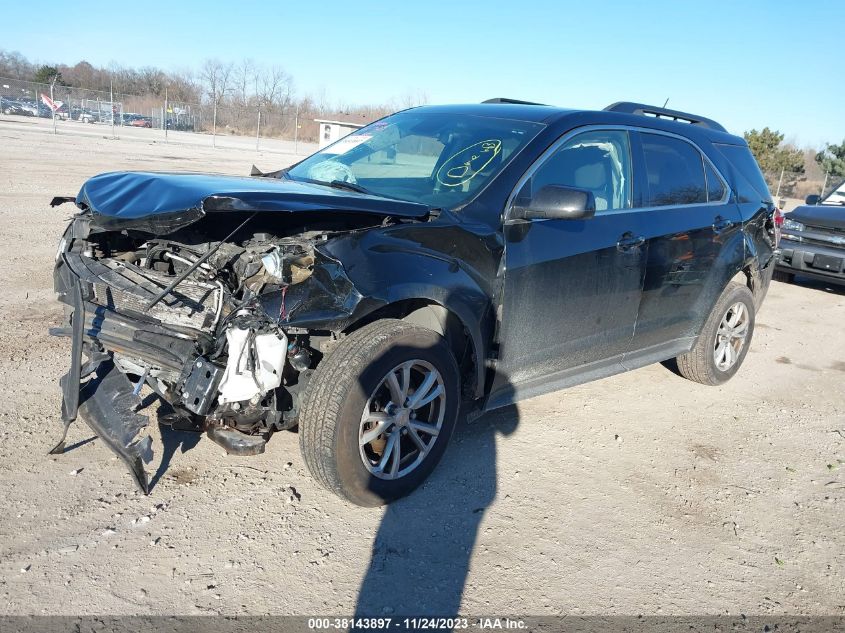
{"left": 52, "top": 202, "right": 370, "bottom": 493}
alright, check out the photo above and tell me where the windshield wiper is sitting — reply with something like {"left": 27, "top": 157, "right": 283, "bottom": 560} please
{"left": 326, "top": 180, "right": 373, "bottom": 195}
{"left": 289, "top": 175, "right": 412, "bottom": 203}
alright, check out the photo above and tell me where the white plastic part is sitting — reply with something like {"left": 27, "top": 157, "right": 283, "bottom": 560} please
{"left": 261, "top": 248, "right": 284, "bottom": 280}
{"left": 218, "top": 327, "right": 288, "bottom": 404}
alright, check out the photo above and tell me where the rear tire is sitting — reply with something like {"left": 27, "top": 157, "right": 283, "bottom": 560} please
{"left": 298, "top": 319, "right": 460, "bottom": 506}
{"left": 772, "top": 269, "right": 794, "bottom": 283}
{"left": 674, "top": 282, "right": 755, "bottom": 386}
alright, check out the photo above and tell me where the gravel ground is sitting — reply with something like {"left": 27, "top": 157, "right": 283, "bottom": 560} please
{"left": 0, "top": 118, "right": 843, "bottom": 617}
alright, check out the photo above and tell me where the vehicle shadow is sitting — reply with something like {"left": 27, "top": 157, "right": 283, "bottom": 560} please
{"left": 354, "top": 403, "right": 518, "bottom": 617}
{"left": 148, "top": 404, "right": 202, "bottom": 491}
{"left": 784, "top": 275, "right": 845, "bottom": 296}
{"left": 61, "top": 435, "right": 97, "bottom": 453}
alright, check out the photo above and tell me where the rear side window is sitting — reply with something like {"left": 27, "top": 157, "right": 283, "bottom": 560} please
{"left": 704, "top": 161, "right": 726, "bottom": 202}
{"left": 715, "top": 143, "right": 773, "bottom": 203}
{"left": 641, "top": 133, "right": 707, "bottom": 206}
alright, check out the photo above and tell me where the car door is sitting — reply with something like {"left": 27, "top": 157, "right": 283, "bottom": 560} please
{"left": 625, "top": 131, "right": 742, "bottom": 359}
{"left": 488, "top": 128, "right": 648, "bottom": 407}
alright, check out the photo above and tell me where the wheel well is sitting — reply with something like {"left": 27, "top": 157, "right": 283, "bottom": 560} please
{"left": 343, "top": 300, "right": 476, "bottom": 397}
{"left": 731, "top": 268, "right": 753, "bottom": 293}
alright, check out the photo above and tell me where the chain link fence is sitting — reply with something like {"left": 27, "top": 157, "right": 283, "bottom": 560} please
{"left": 0, "top": 76, "right": 322, "bottom": 150}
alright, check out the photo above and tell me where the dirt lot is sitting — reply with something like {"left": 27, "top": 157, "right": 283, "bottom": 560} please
{"left": 0, "top": 119, "right": 843, "bottom": 617}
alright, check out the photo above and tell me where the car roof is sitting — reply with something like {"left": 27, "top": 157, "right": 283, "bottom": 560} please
{"left": 412, "top": 103, "right": 744, "bottom": 145}
{"left": 413, "top": 103, "right": 572, "bottom": 123}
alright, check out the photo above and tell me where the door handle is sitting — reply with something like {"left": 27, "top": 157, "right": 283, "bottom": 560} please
{"left": 617, "top": 232, "right": 645, "bottom": 252}
{"left": 712, "top": 215, "right": 734, "bottom": 234}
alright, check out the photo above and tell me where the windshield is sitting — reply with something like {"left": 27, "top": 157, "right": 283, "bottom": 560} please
{"left": 822, "top": 180, "right": 845, "bottom": 205}
{"left": 286, "top": 111, "right": 544, "bottom": 207}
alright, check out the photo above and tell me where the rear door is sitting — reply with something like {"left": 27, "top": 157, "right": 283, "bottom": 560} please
{"left": 627, "top": 131, "right": 742, "bottom": 357}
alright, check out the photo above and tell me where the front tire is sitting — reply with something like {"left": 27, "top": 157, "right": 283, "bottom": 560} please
{"left": 674, "top": 282, "right": 755, "bottom": 386}
{"left": 298, "top": 319, "right": 460, "bottom": 506}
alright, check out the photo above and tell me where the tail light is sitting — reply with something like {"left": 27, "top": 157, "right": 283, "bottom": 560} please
{"left": 772, "top": 207, "right": 783, "bottom": 248}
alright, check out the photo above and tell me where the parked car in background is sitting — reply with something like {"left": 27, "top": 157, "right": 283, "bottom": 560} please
{"left": 775, "top": 180, "right": 845, "bottom": 286}
{"left": 121, "top": 113, "right": 146, "bottom": 126}
{"left": 37, "top": 102, "right": 69, "bottom": 120}
{"left": 2, "top": 98, "right": 37, "bottom": 116}
{"left": 51, "top": 100, "right": 778, "bottom": 505}
{"left": 166, "top": 117, "right": 195, "bottom": 132}
{"left": 130, "top": 115, "right": 153, "bottom": 128}
{"left": 71, "top": 107, "right": 99, "bottom": 123}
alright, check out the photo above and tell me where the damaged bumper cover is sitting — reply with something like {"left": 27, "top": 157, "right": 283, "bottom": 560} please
{"left": 77, "top": 360, "right": 153, "bottom": 494}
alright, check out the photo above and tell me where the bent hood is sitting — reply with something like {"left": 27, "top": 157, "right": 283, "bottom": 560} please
{"left": 789, "top": 204, "right": 845, "bottom": 231}
{"left": 76, "top": 171, "right": 431, "bottom": 233}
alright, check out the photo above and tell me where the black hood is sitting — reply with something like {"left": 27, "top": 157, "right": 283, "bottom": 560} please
{"left": 789, "top": 204, "right": 845, "bottom": 231}
{"left": 76, "top": 171, "right": 431, "bottom": 233}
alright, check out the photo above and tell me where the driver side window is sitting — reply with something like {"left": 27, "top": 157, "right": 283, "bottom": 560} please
{"left": 525, "top": 130, "right": 633, "bottom": 212}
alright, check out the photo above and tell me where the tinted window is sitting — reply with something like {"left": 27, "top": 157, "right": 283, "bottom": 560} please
{"left": 715, "top": 143, "right": 773, "bottom": 203}
{"left": 705, "top": 161, "right": 726, "bottom": 202}
{"left": 526, "top": 130, "right": 632, "bottom": 212}
{"left": 641, "top": 134, "right": 706, "bottom": 206}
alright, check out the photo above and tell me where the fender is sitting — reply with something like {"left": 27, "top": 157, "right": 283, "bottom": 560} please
{"left": 264, "top": 221, "right": 502, "bottom": 400}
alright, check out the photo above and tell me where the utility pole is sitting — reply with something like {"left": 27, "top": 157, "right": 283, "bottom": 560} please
{"left": 294, "top": 104, "right": 299, "bottom": 155}
{"left": 256, "top": 108, "right": 261, "bottom": 152}
{"left": 110, "top": 79, "right": 115, "bottom": 139}
{"left": 212, "top": 88, "right": 217, "bottom": 148}
{"left": 50, "top": 74, "right": 58, "bottom": 135}
{"left": 164, "top": 85, "right": 169, "bottom": 143}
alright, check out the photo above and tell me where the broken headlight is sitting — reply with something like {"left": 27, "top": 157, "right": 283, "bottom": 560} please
{"left": 55, "top": 236, "right": 68, "bottom": 261}
{"left": 782, "top": 218, "right": 805, "bottom": 232}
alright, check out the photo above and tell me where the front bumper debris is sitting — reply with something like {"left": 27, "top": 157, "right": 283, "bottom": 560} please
{"left": 76, "top": 359, "right": 153, "bottom": 493}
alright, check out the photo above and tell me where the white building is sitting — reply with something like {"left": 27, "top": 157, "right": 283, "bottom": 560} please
{"left": 315, "top": 118, "right": 365, "bottom": 149}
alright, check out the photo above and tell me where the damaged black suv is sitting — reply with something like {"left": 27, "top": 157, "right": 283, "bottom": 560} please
{"left": 52, "top": 100, "right": 778, "bottom": 506}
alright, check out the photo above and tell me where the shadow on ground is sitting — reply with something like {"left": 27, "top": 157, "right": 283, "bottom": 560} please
{"left": 354, "top": 405, "right": 518, "bottom": 616}
{"left": 784, "top": 275, "right": 845, "bottom": 296}
{"left": 148, "top": 404, "right": 202, "bottom": 491}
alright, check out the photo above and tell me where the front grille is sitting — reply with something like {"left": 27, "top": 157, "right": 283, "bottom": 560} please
{"left": 801, "top": 225, "right": 845, "bottom": 248}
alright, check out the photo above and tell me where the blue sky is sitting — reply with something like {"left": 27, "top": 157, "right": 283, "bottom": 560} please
{"left": 5, "top": 0, "right": 843, "bottom": 147}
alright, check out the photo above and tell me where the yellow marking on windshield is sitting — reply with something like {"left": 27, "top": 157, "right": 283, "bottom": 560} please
{"left": 435, "top": 139, "right": 502, "bottom": 187}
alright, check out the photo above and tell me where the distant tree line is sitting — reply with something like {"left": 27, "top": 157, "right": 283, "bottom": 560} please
{"left": 743, "top": 127, "right": 845, "bottom": 198}
{"left": 0, "top": 49, "right": 428, "bottom": 140}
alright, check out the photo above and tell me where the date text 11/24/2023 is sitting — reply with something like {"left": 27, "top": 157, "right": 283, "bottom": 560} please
{"left": 307, "top": 617, "right": 526, "bottom": 630}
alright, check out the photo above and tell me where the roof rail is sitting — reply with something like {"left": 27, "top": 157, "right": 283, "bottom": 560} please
{"left": 482, "top": 97, "right": 548, "bottom": 106}
{"left": 603, "top": 102, "right": 727, "bottom": 133}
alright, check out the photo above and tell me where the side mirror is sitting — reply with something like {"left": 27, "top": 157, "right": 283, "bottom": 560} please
{"left": 512, "top": 185, "right": 596, "bottom": 221}
{"left": 805, "top": 194, "right": 820, "bottom": 206}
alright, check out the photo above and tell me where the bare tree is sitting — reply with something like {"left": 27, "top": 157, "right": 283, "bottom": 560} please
{"left": 314, "top": 85, "right": 329, "bottom": 116}
{"left": 234, "top": 58, "right": 258, "bottom": 106}
{"left": 394, "top": 90, "right": 429, "bottom": 110}
{"left": 258, "top": 65, "right": 293, "bottom": 109}
{"left": 200, "top": 58, "right": 234, "bottom": 105}
{"left": 0, "top": 50, "right": 35, "bottom": 79}
{"left": 167, "top": 68, "right": 202, "bottom": 103}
